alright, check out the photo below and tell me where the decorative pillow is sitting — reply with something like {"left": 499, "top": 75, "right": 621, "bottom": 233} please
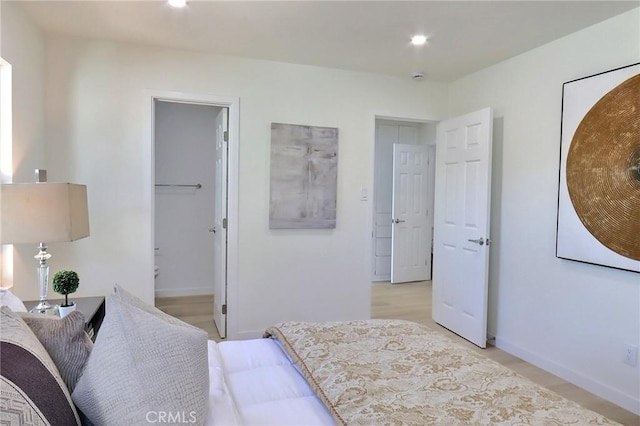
{"left": 19, "top": 310, "right": 93, "bottom": 392}
{"left": 72, "top": 286, "right": 209, "bottom": 426}
{"left": 112, "top": 284, "right": 202, "bottom": 329}
{"left": 0, "top": 289, "right": 27, "bottom": 312}
{"left": 0, "top": 306, "right": 81, "bottom": 426}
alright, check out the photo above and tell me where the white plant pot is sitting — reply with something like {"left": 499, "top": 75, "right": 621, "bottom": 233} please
{"left": 58, "top": 303, "right": 76, "bottom": 318}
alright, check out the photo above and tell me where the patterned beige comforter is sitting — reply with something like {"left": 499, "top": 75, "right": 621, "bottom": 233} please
{"left": 264, "top": 319, "right": 618, "bottom": 425}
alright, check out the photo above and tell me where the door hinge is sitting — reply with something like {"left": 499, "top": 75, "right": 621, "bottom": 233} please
{"left": 221, "top": 304, "right": 227, "bottom": 315}
{"left": 223, "top": 131, "right": 228, "bottom": 142}
{"left": 222, "top": 218, "right": 228, "bottom": 229}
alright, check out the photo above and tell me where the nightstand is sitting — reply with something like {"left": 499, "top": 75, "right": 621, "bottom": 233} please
{"left": 23, "top": 296, "right": 106, "bottom": 342}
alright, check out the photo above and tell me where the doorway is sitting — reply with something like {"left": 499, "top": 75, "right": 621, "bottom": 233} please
{"left": 372, "top": 118, "right": 436, "bottom": 283}
{"left": 147, "top": 90, "right": 239, "bottom": 340}
{"left": 154, "top": 101, "right": 220, "bottom": 299}
{"left": 371, "top": 109, "right": 493, "bottom": 348}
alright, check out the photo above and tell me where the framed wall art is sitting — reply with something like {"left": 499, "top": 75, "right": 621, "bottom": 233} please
{"left": 269, "top": 122, "right": 338, "bottom": 229}
{"left": 556, "top": 63, "right": 640, "bottom": 273}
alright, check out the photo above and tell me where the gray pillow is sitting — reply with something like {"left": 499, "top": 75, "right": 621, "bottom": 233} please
{"left": 71, "top": 287, "right": 209, "bottom": 426}
{"left": 19, "top": 310, "right": 93, "bottom": 392}
{"left": 112, "top": 283, "right": 201, "bottom": 329}
{"left": 0, "top": 306, "right": 81, "bottom": 426}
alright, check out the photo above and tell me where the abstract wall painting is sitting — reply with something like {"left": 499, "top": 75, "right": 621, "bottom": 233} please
{"left": 269, "top": 123, "right": 338, "bottom": 229}
{"left": 556, "top": 63, "right": 640, "bottom": 273}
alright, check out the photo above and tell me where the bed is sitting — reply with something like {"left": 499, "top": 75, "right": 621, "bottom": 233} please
{"left": 1, "top": 287, "right": 620, "bottom": 426}
{"left": 207, "top": 319, "right": 619, "bottom": 425}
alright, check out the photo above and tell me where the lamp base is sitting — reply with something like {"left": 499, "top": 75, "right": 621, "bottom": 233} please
{"left": 30, "top": 300, "right": 57, "bottom": 315}
{"left": 32, "top": 243, "right": 55, "bottom": 315}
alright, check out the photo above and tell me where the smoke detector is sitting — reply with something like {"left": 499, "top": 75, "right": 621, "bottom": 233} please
{"left": 412, "top": 72, "right": 425, "bottom": 81}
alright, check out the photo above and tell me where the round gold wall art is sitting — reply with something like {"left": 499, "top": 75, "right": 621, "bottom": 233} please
{"left": 566, "top": 73, "right": 640, "bottom": 261}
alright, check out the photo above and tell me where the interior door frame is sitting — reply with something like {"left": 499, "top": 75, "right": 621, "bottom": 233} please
{"left": 145, "top": 90, "right": 239, "bottom": 339}
{"left": 371, "top": 115, "right": 436, "bottom": 283}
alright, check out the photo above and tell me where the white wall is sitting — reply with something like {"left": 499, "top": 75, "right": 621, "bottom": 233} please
{"left": 0, "top": 1, "right": 46, "bottom": 296}
{"left": 154, "top": 101, "right": 219, "bottom": 297}
{"left": 41, "top": 34, "right": 449, "bottom": 338}
{"left": 448, "top": 9, "right": 640, "bottom": 413}
{"left": 0, "top": 2, "right": 44, "bottom": 184}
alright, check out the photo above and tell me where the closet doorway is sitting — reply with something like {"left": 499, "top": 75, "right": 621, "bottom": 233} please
{"left": 149, "top": 91, "right": 239, "bottom": 339}
{"left": 154, "top": 100, "right": 220, "bottom": 299}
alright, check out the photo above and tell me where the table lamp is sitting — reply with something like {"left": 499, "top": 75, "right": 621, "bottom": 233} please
{"left": 1, "top": 169, "right": 89, "bottom": 313}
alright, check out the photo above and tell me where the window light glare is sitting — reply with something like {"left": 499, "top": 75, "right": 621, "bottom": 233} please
{"left": 411, "top": 35, "right": 427, "bottom": 46}
{"left": 168, "top": 0, "right": 187, "bottom": 8}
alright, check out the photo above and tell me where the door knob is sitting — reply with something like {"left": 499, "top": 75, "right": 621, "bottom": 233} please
{"left": 209, "top": 227, "right": 216, "bottom": 234}
{"left": 393, "top": 218, "right": 406, "bottom": 224}
{"left": 468, "top": 237, "right": 484, "bottom": 246}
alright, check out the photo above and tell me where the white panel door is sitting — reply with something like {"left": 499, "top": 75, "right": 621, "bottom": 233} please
{"left": 432, "top": 108, "right": 493, "bottom": 348}
{"left": 213, "top": 108, "right": 228, "bottom": 338}
{"left": 391, "top": 144, "right": 430, "bottom": 283}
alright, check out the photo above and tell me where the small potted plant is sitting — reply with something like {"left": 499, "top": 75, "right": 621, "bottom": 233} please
{"left": 52, "top": 270, "right": 80, "bottom": 318}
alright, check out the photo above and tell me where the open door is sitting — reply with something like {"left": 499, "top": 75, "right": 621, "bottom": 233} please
{"left": 432, "top": 108, "right": 493, "bottom": 348}
{"left": 213, "top": 108, "right": 228, "bottom": 338}
{"left": 391, "top": 144, "right": 430, "bottom": 283}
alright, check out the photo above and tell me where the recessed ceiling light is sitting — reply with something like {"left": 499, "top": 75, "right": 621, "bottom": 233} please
{"left": 411, "top": 35, "right": 428, "bottom": 46}
{"left": 168, "top": 0, "right": 187, "bottom": 8}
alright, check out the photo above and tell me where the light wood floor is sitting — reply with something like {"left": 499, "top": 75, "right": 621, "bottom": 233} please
{"left": 156, "top": 281, "right": 639, "bottom": 425}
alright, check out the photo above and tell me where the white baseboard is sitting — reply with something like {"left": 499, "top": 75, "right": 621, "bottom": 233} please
{"left": 496, "top": 336, "right": 640, "bottom": 415}
{"left": 154, "top": 287, "right": 214, "bottom": 298}
{"left": 372, "top": 275, "right": 390, "bottom": 282}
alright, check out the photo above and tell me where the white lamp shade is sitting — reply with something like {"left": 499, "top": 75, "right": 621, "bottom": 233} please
{"left": 1, "top": 183, "right": 90, "bottom": 244}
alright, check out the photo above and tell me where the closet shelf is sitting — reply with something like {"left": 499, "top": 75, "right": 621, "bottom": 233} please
{"left": 155, "top": 183, "right": 202, "bottom": 189}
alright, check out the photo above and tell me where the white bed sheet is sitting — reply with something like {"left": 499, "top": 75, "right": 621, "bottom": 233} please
{"left": 204, "top": 339, "right": 335, "bottom": 426}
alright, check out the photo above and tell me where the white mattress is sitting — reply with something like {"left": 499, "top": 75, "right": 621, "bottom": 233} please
{"left": 204, "top": 338, "right": 335, "bottom": 426}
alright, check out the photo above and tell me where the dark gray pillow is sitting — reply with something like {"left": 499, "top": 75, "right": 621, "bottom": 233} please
{"left": 19, "top": 310, "right": 93, "bottom": 392}
{"left": 0, "top": 306, "right": 81, "bottom": 425}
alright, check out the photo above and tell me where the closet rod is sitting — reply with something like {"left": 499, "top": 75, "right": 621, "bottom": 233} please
{"left": 155, "top": 183, "right": 202, "bottom": 189}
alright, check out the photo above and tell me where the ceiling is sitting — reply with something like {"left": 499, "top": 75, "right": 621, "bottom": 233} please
{"left": 15, "top": 0, "right": 639, "bottom": 82}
